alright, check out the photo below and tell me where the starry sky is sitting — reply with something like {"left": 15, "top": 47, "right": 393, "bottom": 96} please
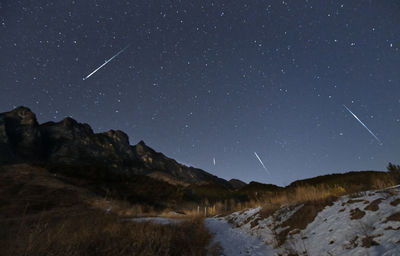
{"left": 1, "top": 1, "right": 400, "bottom": 186}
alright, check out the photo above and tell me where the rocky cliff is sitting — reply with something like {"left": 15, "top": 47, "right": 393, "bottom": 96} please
{"left": 0, "top": 106, "right": 231, "bottom": 187}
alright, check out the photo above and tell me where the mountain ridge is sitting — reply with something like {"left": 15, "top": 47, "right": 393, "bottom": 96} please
{"left": 0, "top": 106, "right": 234, "bottom": 187}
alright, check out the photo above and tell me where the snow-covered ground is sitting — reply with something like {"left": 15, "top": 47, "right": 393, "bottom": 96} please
{"left": 127, "top": 217, "right": 183, "bottom": 225}
{"left": 205, "top": 218, "right": 275, "bottom": 256}
{"left": 211, "top": 185, "right": 400, "bottom": 256}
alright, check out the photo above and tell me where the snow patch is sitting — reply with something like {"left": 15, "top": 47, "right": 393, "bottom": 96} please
{"left": 205, "top": 218, "right": 274, "bottom": 256}
{"left": 215, "top": 186, "right": 400, "bottom": 255}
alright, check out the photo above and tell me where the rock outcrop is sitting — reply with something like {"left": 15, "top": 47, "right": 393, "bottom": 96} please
{"left": 0, "top": 106, "right": 232, "bottom": 187}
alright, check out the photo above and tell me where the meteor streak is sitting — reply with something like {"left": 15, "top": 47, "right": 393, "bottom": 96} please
{"left": 343, "top": 105, "right": 383, "bottom": 145}
{"left": 213, "top": 157, "right": 216, "bottom": 166}
{"left": 254, "top": 152, "right": 271, "bottom": 175}
{"left": 83, "top": 44, "right": 130, "bottom": 81}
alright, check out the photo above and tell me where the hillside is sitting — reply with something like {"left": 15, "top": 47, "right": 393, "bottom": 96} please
{"left": 1, "top": 105, "right": 400, "bottom": 256}
{"left": 0, "top": 164, "right": 214, "bottom": 256}
{"left": 213, "top": 185, "right": 400, "bottom": 256}
{"left": 1, "top": 106, "right": 399, "bottom": 213}
{"left": 0, "top": 106, "right": 230, "bottom": 187}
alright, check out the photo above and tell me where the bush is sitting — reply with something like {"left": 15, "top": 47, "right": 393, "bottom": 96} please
{"left": 387, "top": 162, "right": 400, "bottom": 173}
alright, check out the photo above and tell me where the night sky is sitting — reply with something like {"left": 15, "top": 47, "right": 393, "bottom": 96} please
{"left": 1, "top": 1, "right": 400, "bottom": 186}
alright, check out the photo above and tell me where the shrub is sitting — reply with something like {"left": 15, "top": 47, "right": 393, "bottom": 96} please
{"left": 387, "top": 162, "right": 400, "bottom": 173}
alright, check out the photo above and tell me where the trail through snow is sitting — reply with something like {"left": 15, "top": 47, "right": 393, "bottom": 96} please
{"left": 205, "top": 218, "right": 274, "bottom": 256}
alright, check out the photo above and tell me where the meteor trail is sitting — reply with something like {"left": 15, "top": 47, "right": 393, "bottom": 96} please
{"left": 83, "top": 44, "right": 130, "bottom": 81}
{"left": 254, "top": 152, "right": 271, "bottom": 175}
{"left": 343, "top": 105, "right": 383, "bottom": 145}
{"left": 213, "top": 157, "right": 216, "bottom": 166}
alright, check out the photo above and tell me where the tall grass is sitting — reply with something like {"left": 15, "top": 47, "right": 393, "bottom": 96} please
{"left": 0, "top": 164, "right": 215, "bottom": 256}
{"left": 1, "top": 210, "right": 211, "bottom": 256}
{"left": 259, "top": 175, "right": 398, "bottom": 219}
{"left": 179, "top": 170, "right": 400, "bottom": 218}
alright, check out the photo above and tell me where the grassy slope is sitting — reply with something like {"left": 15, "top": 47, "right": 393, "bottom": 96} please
{"left": 1, "top": 163, "right": 399, "bottom": 255}
{"left": 0, "top": 164, "right": 213, "bottom": 256}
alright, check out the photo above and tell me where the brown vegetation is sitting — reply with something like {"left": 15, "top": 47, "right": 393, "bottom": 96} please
{"left": 254, "top": 171, "right": 400, "bottom": 247}
{"left": 384, "top": 226, "right": 400, "bottom": 231}
{"left": 386, "top": 212, "right": 400, "bottom": 222}
{"left": 179, "top": 168, "right": 400, "bottom": 217}
{"left": 343, "top": 236, "right": 359, "bottom": 249}
{"left": 259, "top": 170, "right": 398, "bottom": 218}
{"left": 0, "top": 164, "right": 214, "bottom": 256}
{"left": 275, "top": 197, "right": 336, "bottom": 246}
{"left": 0, "top": 211, "right": 211, "bottom": 256}
{"left": 288, "top": 171, "right": 399, "bottom": 191}
{"left": 350, "top": 208, "right": 366, "bottom": 220}
{"left": 361, "top": 235, "right": 380, "bottom": 248}
{"left": 364, "top": 198, "right": 383, "bottom": 211}
{"left": 1, "top": 162, "right": 399, "bottom": 255}
{"left": 390, "top": 198, "right": 400, "bottom": 206}
{"left": 259, "top": 184, "right": 345, "bottom": 222}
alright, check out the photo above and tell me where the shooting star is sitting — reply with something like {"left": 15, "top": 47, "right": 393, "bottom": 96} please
{"left": 83, "top": 44, "right": 130, "bottom": 81}
{"left": 213, "top": 157, "right": 216, "bottom": 166}
{"left": 343, "top": 104, "right": 383, "bottom": 145}
{"left": 254, "top": 152, "right": 271, "bottom": 175}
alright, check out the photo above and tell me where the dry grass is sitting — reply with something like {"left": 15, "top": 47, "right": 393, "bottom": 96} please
{"left": 364, "top": 198, "right": 383, "bottom": 211}
{"left": 275, "top": 197, "right": 336, "bottom": 247}
{"left": 361, "top": 236, "right": 379, "bottom": 248}
{"left": 291, "top": 185, "right": 345, "bottom": 202}
{"left": 350, "top": 208, "right": 366, "bottom": 220}
{"left": 259, "top": 175, "right": 398, "bottom": 220}
{"left": 386, "top": 212, "right": 400, "bottom": 223}
{"left": 0, "top": 164, "right": 213, "bottom": 256}
{"left": 1, "top": 164, "right": 398, "bottom": 255}
{"left": 390, "top": 198, "right": 400, "bottom": 206}
{"left": 276, "top": 184, "right": 344, "bottom": 205}
{"left": 255, "top": 185, "right": 345, "bottom": 247}
{"left": 0, "top": 210, "right": 212, "bottom": 256}
{"left": 257, "top": 184, "right": 356, "bottom": 246}
{"left": 259, "top": 185, "right": 345, "bottom": 220}
{"left": 254, "top": 176, "right": 399, "bottom": 248}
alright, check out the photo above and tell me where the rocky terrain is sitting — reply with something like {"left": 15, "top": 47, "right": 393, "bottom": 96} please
{"left": 0, "top": 106, "right": 232, "bottom": 187}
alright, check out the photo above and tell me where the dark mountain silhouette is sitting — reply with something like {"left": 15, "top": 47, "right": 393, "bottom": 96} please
{"left": 228, "top": 179, "right": 247, "bottom": 189}
{"left": 0, "top": 106, "right": 231, "bottom": 187}
{"left": 3, "top": 106, "right": 395, "bottom": 211}
{"left": 239, "top": 181, "right": 282, "bottom": 192}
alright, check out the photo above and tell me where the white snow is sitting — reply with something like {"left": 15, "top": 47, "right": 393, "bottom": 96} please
{"left": 294, "top": 189, "right": 400, "bottom": 256}
{"left": 205, "top": 218, "right": 275, "bottom": 256}
{"left": 209, "top": 185, "right": 400, "bottom": 256}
